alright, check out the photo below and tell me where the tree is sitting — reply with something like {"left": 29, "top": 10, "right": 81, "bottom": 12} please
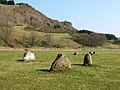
{"left": 61, "top": 20, "right": 72, "bottom": 25}
{"left": 42, "top": 34, "right": 54, "bottom": 47}
{"left": 71, "top": 33, "right": 107, "bottom": 47}
{"left": 14, "top": 31, "right": 43, "bottom": 48}
{"left": 54, "top": 24, "right": 61, "bottom": 29}
{"left": 7, "top": 0, "right": 15, "bottom": 5}
{"left": 105, "top": 34, "right": 118, "bottom": 40}
{"left": 0, "top": 27, "right": 15, "bottom": 47}
{"left": 27, "top": 32, "right": 42, "bottom": 47}
{"left": 77, "top": 29, "right": 94, "bottom": 34}
{"left": 0, "top": 0, "right": 7, "bottom": 4}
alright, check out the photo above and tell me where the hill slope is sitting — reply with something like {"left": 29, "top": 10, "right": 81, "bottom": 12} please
{"left": 0, "top": 3, "right": 76, "bottom": 33}
{"left": 13, "top": 26, "right": 80, "bottom": 48}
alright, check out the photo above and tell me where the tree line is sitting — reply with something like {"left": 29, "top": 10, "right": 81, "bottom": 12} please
{"left": 0, "top": 26, "right": 118, "bottom": 48}
{"left": 71, "top": 29, "right": 118, "bottom": 47}
{"left": 0, "top": 0, "right": 15, "bottom": 5}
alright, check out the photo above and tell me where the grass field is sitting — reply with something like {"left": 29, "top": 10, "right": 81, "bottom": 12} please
{"left": 0, "top": 49, "right": 120, "bottom": 90}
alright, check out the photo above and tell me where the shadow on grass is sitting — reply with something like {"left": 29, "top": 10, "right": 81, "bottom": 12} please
{"left": 72, "top": 64, "right": 99, "bottom": 67}
{"left": 72, "top": 64, "right": 83, "bottom": 66}
{"left": 36, "top": 69, "right": 71, "bottom": 73}
{"left": 36, "top": 69, "right": 50, "bottom": 72}
{"left": 40, "top": 69, "right": 51, "bottom": 72}
{"left": 17, "top": 59, "right": 41, "bottom": 62}
{"left": 17, "top": 59, "right": 24, "bottom": 62}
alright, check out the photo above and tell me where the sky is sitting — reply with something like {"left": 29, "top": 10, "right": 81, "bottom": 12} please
{"left": 15, "top": 0, "right": 120, "bottom": 37}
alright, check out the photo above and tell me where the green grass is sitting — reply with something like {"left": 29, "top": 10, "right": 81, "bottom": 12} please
{"left": 0, "top": 49, "right": 120, "bottom": 90}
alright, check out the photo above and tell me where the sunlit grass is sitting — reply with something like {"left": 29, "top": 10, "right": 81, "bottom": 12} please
{"left": 0, "top": 49, "right": 120, "bottom": 90}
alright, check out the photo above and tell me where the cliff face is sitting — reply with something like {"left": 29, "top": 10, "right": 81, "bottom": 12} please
{"left": 0, "top": 4, "right": 76, "bottom": 33}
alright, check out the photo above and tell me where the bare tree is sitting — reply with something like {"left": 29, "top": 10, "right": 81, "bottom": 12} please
{"left": 42, "top": 34, "right": 54, "bottom": 47}
{"left": 0, "top": 27, "right": 14, "bottom": 47}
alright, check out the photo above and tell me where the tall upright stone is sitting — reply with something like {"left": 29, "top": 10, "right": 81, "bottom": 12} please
{"left": 50, "top": 54, "right": 71, "bottom": 71}
{"left": 83, "top": 52, "right": 92, "bottom": 66}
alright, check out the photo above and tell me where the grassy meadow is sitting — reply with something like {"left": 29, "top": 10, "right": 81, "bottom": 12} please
{"left": 0, "top": 49, "right": 120, "bottom": 90}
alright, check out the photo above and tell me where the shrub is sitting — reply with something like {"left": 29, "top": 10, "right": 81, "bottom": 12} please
{"left": 112, "top": 40, "right": 120, "bottom": 45}
{"left": 77, "top": 29, "right": 94, "bottom": 34}
{"left": 0, "top": 27, "right": 15, "bottom": 47}
{"left": 52, "top": 43, "right": 65, "bottom": 48}
{"left": 54, "top": 24, "right": 61, "bottom": 29}
{"left": 41, "top": 34, "right": 54, "bottom": 47}
{"left": 105, "top": 34, "right": 118, "bottom": 40}
{"left": 17, "top": 32, "right": 43, "bottom": 48}
{"left": 61, "top": 21, "right": 72, "bottom": 25}
{"left": 71, "top": 33, "right": 107, "bottom": 47}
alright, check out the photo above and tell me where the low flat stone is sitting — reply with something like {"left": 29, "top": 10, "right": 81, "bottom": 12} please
{"left": 23, "top": 51, "right": 35, "bottom": 61}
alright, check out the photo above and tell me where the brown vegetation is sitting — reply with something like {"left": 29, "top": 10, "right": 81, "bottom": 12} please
{"left": 0, "top": 4, "right": 117, "bottom": 48}
{"left": 0, "top": 4, "right": 76, "bottom": 33}
{"left": 71, "top": 33, "right": 107, "bottom": 47}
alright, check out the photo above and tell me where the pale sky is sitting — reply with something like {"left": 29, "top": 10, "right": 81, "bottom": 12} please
{"left": 15, "top": 0, "right": 120, "bottom": 37}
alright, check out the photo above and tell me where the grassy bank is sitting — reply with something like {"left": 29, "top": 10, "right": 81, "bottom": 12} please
{"left": 0, "top": 49, "right": 120, "bottom": 90}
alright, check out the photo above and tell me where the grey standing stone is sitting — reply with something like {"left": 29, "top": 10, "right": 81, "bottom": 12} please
{"left": 50, "top": 54, "right": 71, "bottom": 71}
{"left": 83, "top": 52, "right": 92, "bottom": 66}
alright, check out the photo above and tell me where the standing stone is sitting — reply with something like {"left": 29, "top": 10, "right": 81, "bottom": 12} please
{"left": 23, "top": 50, "right": 35, "bottom": 61}
{"left": 93, "top": 51, "right": 96, "bottom": 55}
{"left": 50, "top": 54, "right": 71, "bottom": 71}
{"left": 73, "top": 52, "right": 77, "bottom": 55}
{"left": 83, "top": 52, "right": 92, "bottom": 66}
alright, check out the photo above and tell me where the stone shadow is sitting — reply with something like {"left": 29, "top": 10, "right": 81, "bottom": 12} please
{"left": 36, "top": 69, "right": 50, "bottom": 72}
{"left": 72, "top": 64, "right": 99, "bottom": 67}
{"left": 17, "top": 59, "right": 24, "bottom": 62}
{"left": 72, "top": 64, "right": 83, "bottom": 66}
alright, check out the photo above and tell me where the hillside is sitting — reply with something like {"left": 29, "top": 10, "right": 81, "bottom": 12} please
{"left": 0, "top": 3, "right": 81, "bottom": 48}
{"left": 0, "top": 3, "right": 76, "bottom": 33}
{"left": 13, "top": 26, "right": 81, "bottom": 48}
{"left": 0, "top": 3, "right": 119, "bottom": 49}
